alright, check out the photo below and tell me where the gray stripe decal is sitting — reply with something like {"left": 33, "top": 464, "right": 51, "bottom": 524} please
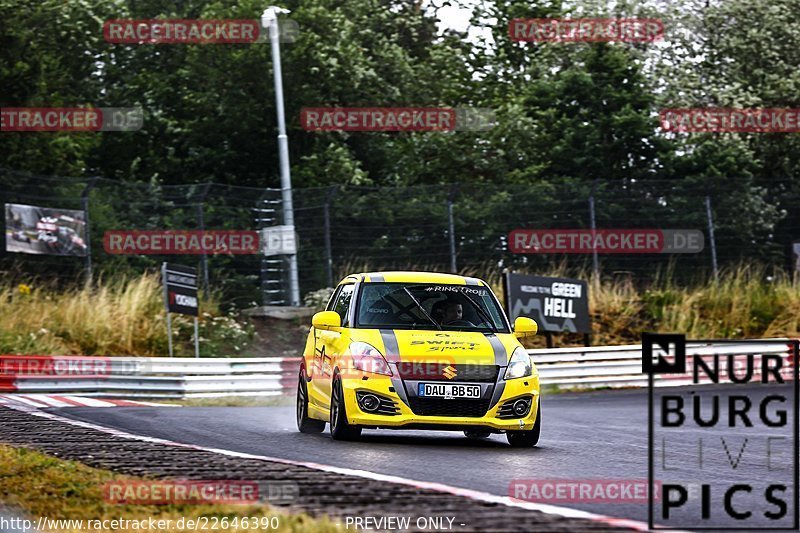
{"left": 465, "top": 277, "right": 480, "bottom": 286}
{"left": 379, "top": 329, "right": 400, "bottom": 364}
{"left": 486, "top": 333, "right": 508, "bottom": 408}
{"left": 486, "top": 334, "right": 507, "bottom": 366}
{"left": 489, "top": 375, "right": 506, "bottom": 408}
{"left": 390, "top": 364, "right": 410, "bottom": 407}
{"left": 379, "top": 330, "right": 409, "bottom": 406}
{"left": 370, "top": 273, "right": 385, "bottom": 282}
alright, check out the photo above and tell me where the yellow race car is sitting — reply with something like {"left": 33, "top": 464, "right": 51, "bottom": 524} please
{"left": 296, "top": 271, "right": 541, "bottom": 447}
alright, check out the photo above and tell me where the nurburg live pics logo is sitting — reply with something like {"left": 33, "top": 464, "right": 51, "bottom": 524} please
{"left": 644, "top": 333, "right": 799, "bottom": 530}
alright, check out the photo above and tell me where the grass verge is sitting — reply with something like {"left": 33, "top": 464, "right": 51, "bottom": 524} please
{"left": 0, "top": 445, "right": 340, "bottom": 532}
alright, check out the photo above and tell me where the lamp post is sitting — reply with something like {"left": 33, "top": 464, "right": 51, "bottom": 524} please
{"left": 262, "top": 6, "right": 301, "bottom": 306}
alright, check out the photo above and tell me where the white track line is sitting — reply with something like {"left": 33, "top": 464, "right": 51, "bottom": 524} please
{"left": 117, "top": 399, "right": 178, "bottom": 407}
{"left": 5, "top": 395, "right": 53, "bottom": 407}
{"left": 0, "top": 403, "right": 665, "bottom": 532}
{"left": 55, "top": 395, "right": 116, "bottom": 407}
{"left": 0, "top": 394, "right": 176, "bottom": 408}
{"left": 0, "top": 395, "right": 40, "bottom": 407}
{"left": 21, "top": 395, "right": 74, "bottom": 407}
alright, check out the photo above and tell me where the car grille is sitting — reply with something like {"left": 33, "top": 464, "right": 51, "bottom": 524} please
{"left": 407, "top": 397, "right": 491, "bottom": 418}
{"left": 396, "top": 363, "right": 498, "bottom": 383}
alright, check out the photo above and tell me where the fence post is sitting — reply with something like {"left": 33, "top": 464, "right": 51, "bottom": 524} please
{"left": 81, "top": 177, "right": 98, "bottom": 285}
{"left": 162, "top": 262, "right": 174, "bottom": 358}
{"left": 194, "top": 183, "right": 212, "bottom": 292}
{"left": 588, "top": 181, "right": 599, "bottom": 278}
{"left": 704, "top": 195, "right": 719, "bottom": 279}
{"left": 323, "top": 186, "right": 338, "bottom": 287}
{"left": 447, "top": 186, "right": 458, "bottom": 273}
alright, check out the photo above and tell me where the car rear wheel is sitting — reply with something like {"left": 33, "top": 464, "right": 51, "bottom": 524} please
{"left": 296, "top": 370, "right": 325, "bottom": 434}
{"left": 506, "top": 402, "right": 541, "bottom": 448}
{"left": 330, "top": 376, "right": 362, "bottom": 441}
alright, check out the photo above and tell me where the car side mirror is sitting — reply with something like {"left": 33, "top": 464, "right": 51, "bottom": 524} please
{"left": 513, "top": 316, "right": 538, "bottom": 338}
{"left": 312, "top": 310, "right": 342, "bottom": 331}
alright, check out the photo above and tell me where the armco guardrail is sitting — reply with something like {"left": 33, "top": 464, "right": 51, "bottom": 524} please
{"left": 0, "top": 339, "right": 794, "bottom": 398}
{"left": 531, "top": 339, "right": 794, "bottom": 389}
{"left": 0, "top": 356, "right": 300, "bottom": 399}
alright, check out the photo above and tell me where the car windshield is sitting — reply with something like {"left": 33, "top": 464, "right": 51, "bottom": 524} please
{"left": 355, "top": 282, "right": 509, "bottom": 333}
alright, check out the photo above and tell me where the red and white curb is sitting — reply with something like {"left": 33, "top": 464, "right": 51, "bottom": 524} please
{"left": 0, "top": 402, "right": 667, "bottom": 532}
{"left": 0, "top": 394, "right": 175, "bottom": 408}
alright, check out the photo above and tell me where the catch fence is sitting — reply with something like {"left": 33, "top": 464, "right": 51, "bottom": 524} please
{"left": 2, "top": 168, "right": 798, "bottom": 306}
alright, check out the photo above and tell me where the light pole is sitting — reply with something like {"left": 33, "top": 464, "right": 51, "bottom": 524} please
{"left": 262, "top": 6, "right": 301, "bottom": 306}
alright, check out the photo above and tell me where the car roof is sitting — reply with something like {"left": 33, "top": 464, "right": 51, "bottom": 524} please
{"left": 338, "top": 271, "right": 487, "bottom": 286}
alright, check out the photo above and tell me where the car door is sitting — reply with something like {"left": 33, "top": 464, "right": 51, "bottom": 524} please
{"left": 313, "top": 283, "right": 354, "bottom": 409}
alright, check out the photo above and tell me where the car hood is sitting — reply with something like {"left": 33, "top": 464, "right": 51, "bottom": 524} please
{"left": 352, "top": 329, "right": 517, "bottom": 366}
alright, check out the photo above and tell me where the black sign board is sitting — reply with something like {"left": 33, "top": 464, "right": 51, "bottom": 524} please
{"left": 503, "top": 272, "right": 591, "bottom": 334}
{"left": 162, "top": 263, "right": 198, "bottom": 317}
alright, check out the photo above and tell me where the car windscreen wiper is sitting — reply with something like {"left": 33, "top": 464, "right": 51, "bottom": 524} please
{"left": 460, "top": 290, "right": 498, "bottom": 333}
{"left": 402, "top": 288, "right": 442, "bottom": 330}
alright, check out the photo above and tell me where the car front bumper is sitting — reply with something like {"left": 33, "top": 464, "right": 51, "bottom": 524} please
{"left": 341, "top": 371, "right": 540, "bottom": 431}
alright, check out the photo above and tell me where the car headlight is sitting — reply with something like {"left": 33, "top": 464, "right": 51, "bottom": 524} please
{"left": 504, "top": 347, "right": 532, "bottom": 380}
{"left": 350, "top": 341, "right": 393, "bottom": 376}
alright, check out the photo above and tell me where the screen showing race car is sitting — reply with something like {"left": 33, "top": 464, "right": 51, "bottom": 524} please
{"left": 5, "top": 202, "right": 88, "bottom": 256}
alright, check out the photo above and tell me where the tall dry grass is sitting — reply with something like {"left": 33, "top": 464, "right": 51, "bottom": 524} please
{"left": 1, "top": 274, "right": 170, "bottom": 355}
{"left": 2, "top": 264, "right": 796, "bottom": 355}
{"left": 339, "top": 259, "right": 798, "bottom": 341}
{"left": 469, "top": 261, "right": 799, "bottom": 346}
{"left": 651, "top": 264, "right": 800, "bottom": 339}
{"left": 336, "top": 259, "right": 798, "bottom": 345}
{"left": 0, "top": 273, "right": 243, "bottom": 356}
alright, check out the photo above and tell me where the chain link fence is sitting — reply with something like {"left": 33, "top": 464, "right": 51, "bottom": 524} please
{"left": 2, "top": 168, "right": 798, "bottom": 307}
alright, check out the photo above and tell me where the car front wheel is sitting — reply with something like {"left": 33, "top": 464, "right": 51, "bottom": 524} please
{"left": 506, "top": 402, "right": 541, "bottom": 448}
{"left": 330, "top": 376, "right": 362, "bottom": 441}
{"left": 296, "top": 370, "right": 325, "bottom": 434}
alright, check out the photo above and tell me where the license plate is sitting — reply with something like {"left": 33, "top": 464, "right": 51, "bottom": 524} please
{"left": 417, "top": 383, "right": 481, "bottom": 399}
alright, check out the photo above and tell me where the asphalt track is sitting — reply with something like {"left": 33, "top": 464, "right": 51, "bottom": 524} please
{"left": 56, "top": 384, "right": 798, "bottom": 529}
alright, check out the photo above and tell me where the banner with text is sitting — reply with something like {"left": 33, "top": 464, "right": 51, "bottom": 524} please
{"left": 504, "top": 273, "right": 590, "bottom": 334}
